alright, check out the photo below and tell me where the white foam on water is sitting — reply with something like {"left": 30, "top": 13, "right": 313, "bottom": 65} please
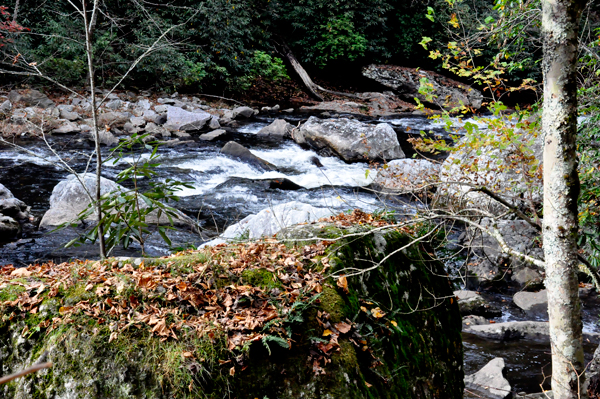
{"left": 236, "top": 122, "right": 269, "bottom": 134}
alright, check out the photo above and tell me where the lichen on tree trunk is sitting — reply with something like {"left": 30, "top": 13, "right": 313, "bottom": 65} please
{"left": 541, "top": 0, "right": 587, "bottom": 397}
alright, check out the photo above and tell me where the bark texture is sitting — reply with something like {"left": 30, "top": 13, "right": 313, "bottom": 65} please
{"left": 541, "top": 0, "right": 586, "bottom": 397}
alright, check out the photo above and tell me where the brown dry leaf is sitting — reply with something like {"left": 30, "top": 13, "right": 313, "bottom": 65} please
{"left": 365, "top": 382, "right": 373, "bottom": 388}
{"left": 109, "top": 331, "right": 118, "bottom": 343}
{"left": 334, "top": 322, "right": 351, "bottom": 334}
{"left": 96, "top": 286, "right": 110, "bottom": 297}
{"left": 10, "top": 268, "right": 32, "bottom": 277}
{"left": 229, "top": 366, "right": 235, "bottom": 376}
{"left": 336, "top": 275, "right": 348, "bottom": 294}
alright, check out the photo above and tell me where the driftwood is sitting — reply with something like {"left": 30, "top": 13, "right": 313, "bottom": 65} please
{"left": 278, "top": 42, "right": 360, "bottom": 101}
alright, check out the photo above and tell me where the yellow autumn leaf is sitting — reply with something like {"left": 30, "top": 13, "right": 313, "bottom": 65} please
{"left": 322, "top": 329, "right": 333, "bottom": 337}
{"left": 371, "top": 307, "right": 386, "bottom": 318}
{"left": 390, "top": 320, "right": 398, "bottom": 327}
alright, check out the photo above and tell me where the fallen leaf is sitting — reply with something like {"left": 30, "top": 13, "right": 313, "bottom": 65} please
{"left": 229, "top": 366, "right": 235, "bottom": 376}
{"left": 10, "top": 268, "right": 32, "bottom": 277}
{"left": 322, "top": 329, "right": 333, "bottom": 337}
{"left": 371, "top": 307, "right": 386, "bottom": 318}
{"left": 337, "top": 275, "right": 348, "bottom": 294}
{"left": 390, "top": 320, "right": 398, "bottom": 327}
{"left": 365, "top": 382, "right": 373, "bottom": 388}
{"left": 335, "top": 322, "right": 351, "bottom": 334}
{"left": 182, "top": 351, "right": 194, "bottom": 358}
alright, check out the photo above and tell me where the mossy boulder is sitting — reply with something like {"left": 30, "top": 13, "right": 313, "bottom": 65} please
{"left": 0, "top": 216, "right": 462, "bottom": 398}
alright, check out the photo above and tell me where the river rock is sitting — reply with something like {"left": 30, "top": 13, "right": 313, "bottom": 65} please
{"left": 105, "top": 99, "right": 123, "bottom": 110}
{"left": 165, "top": 106, "right": 212, "bottom": 131}
{"left": 220, "top": 141, "right": 277, "bottom": 171}
{"left": 0, "top": 183, "right": 14, "bottom": 199}
{"left": 0, "top": 99, "right": 11, "bottom": 112}
{"left": 199, "top": 129, "right": 226, "bottom": 141}
{"left": 362, "top": 65, "right": 483, "bottom": 110}
{"left": 8, "top": 89, "right": 55, "bottom": 109}
{"left": 136, "top": 99, "right": 151, "bottom": 110}
{"left": 257, "top": 118, "right": 294, "bottom": 139}
{"left": 221, "top": 201, "right": 334, "bottom": 240}
{"left": 463, "top": 320, "right": 600, "bottom": 344}
{"left": 513, "top": 290, "right": 548, "bottom": 319}
{"left": 464, "top": 357, "right": 511, "bottom": 399}
{"left": 454, "top": 290, "right": 502, "bottom": 317}
{"left": 52, "top": 121, "right": 81, "bottom": 134}
{"left": 465, "top": 219, "right": 544, "bottom": 288}
{"left": 208, "top": 116, "right": 221, "bottom": 130}
{"left": 0, "top": 215, "right": 20, "bottom": 239}
{"left": 294, "top": 116, "right": 405, "bottom": 162}
{"left": 60, "top": 108, "right": 80, "bottom": 121}
{"left": 0, "top": 197, "right": 30, "bottom": 220}
{"left": 438, "top": 125, "right": 543, "bottom": 213}
{"left": 39, "top": 174, "right": 192, "bottom": 228}
{"left": 87, "top": 130, "right": 119, "bottom": 146}
{"left": 96, "top": 111, "right": 131, "bottom": 128}
{"left": 372, "top": 159, "right": 440, "bottom": 193}
{"left": 232, "top": 106, "right": 255, "bottom": 118}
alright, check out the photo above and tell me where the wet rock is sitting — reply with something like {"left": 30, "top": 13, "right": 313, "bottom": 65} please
{"left": 464, "top": 357, "right": 511, "bottom": 399}
{"left": 0, "top": 197, "right": 30, "bottom": 220}
{"left": 52, "top": 121, "right": 81, "bottom": 134}
{"left": 464, "top": 320, "right": 600, "bottom": 344}
{"left": 513, "top": 290, "right": 548, "bottom": 319}
{"left": 0, "top": 183, "right": 14, "bottom": 199}
{"left": 462, "top": 315, "right": 489, "bottom": 328}
{"left": 87, "top": 130, "right": 119, "bottom": 147}
{"left": 268, "top": 178, "right": 303, "bottom": 190}
{"left": 515, "top": 392, "right": 553, "bottom": 399}
{"left": 232, "top": 106, "right": 255, "bottom": 118}
{"left": 362, "top": 65, "right": 483, "bottom": 110}
{"left": 465, "top": 219, "right": 544, "bottom": 288}
{"left": 295, "top": 116, "right": 405, "bottom": 162}
{"left": 257, "top": 118, "right": 294, "bottom": 140}
{"left": 371, "top": 159, "right": 440, "bottom": 193}
{"left": 165, "top": 106, "right": 212, "bottom": 131}
{"left": 0, "top": 215, "right": 20, "bottom": 240}
{"left": 199, "top": 129, "right": 226, "bottom": 141}
{"left": 454, "top": 290, "right": 502, "bottom": 318}
{"left": 208, "top": 116, "right": 221, "bottom": 130}
{"left": 512, "top": 267, "right": 544, "bottom": 289}
{"left": 221, "top": 201, "right": 334, "bottom": 240}
{"left": 40, "top": 174, "right": 193, "bottom": 229}
{"left": 220, "top": 141, "right": 277, "bottom": 172}
{"left": 8, "top": 89, "right": 55, "bottom": 109}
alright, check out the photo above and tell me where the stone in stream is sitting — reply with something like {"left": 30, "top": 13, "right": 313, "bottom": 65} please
{"left": 464, "top": 357, "right": 511, "bottom": 399}
{"left": 39, "top": 174, "right": 194, "bottom": 229}
{"left": 0, "top": 183, "right": 31, "bottom": 241}
{"left": 220, "top": 201, "right": 333, "bottom": 240}
{"left": 0, "top": 99, "right": 11, "bottom": 112}
{"left": 454, "top": 290, "right": 502, "bottom": 318}
{"left": 513, "top": 290, "right": 548, "bottom": 319}
{"left": 220, "top": 141, "right": 277, "bottom": 172}
{"left": 199, "top": 129, "right": 226, "bottom": 141}
{"left": 232, "top": 106, "right": 255, "bottom": 118}
{"left": 463, "top": 320, "right": 600, "bottom": 344}
{"left": 294, "top": 116, "right": 405, "bottom": 162}
{"left": 165, "top": 105, "right": 212, "bottom": 131}
{"left": 52, "top": 121, "right": 81, "bottom": 134}
{"left": 257, "top": 118, "right": 294, "bottom": 139}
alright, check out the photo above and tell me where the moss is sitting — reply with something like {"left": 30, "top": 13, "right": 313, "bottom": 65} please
{"left": 241, "top": 268, "right": 282, "bottom": 290}
{"left": 317, "top": 285, "right": 348, "bottom": 323}
{"left": 0, "top": 281, "right": 26, "bottom": 302}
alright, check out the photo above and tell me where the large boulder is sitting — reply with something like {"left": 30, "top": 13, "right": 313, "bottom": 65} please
{"left": 0, "top": 184, "right": 31, "bottom": 242}
{"left": 438, "top": 125, "right": 543, "bottom": 213}
{"left": 294, "top": 116, "right": 405, "bottom": 162}
{"left": 513, "top": 290, "right": 548, "bottom": 319}
{"left": 372, "top": 159, "right": 440, "bottom": 193}
{"left": 8, "top": 89, "right": 55, "bottom": 109}
{"left": 464, "top": 358, "right": 511, "bottom": 399}
{"left": 221, "top": 201, "right": 334, "bottom": 239}
{"left": 463, "top": 320, "right": 600, "bottom": 344}
{"left": 0, "top": 217, "right": 463, "bottom": 398}
{"left": 165, "top": 106, "right": 212, "bottom": 131}
{"left": 0, "top": 215, "right": 20, "bottom": 240}
{"left": 465, "top": 219, "right": 544, "bottom": 288}
{"left": 362, "top": 65, "right": 483, "bottom": 110}
{"left": 40, "top": 174, "right": 192, "bottom": 228}
{"left": 220, "top": 141, "right": 277, "bottom": 171}
{"left": 454, "top": 290, "right": 502, "bottom": 318}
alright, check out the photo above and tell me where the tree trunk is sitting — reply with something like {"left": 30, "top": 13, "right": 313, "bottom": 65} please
{"left": 11, "top": 0, "right": 20, "bottom": 24}
{"left": 541, "top": 0, "right": 586, "bottom": 398}
{"left": 279, "top": 42, "right": 324, "bottom": 101}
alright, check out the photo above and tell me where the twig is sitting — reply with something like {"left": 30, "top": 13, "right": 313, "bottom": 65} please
{"left": 0, "top": 362, "right": 53, "bottom": 385}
